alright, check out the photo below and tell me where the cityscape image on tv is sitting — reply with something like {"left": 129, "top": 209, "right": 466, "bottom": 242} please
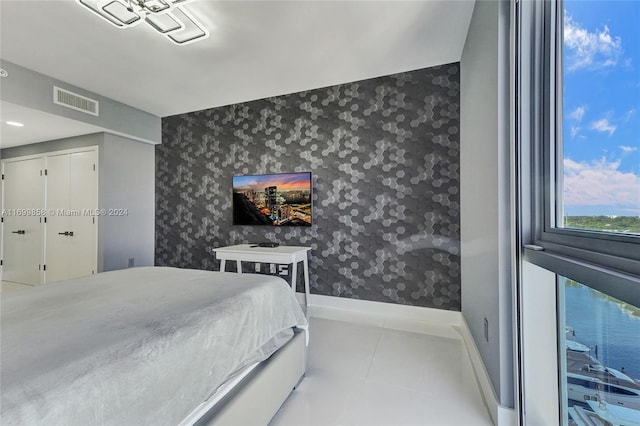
{"left": 232, "top": 172, "right": 312, "bottom": 226}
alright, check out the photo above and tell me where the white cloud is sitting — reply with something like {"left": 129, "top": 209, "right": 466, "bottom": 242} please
{"left": 564, "top": 14, "right": 623, "bottom": 71}
{"left": 620, "top": 145, "right": 638, "bottom": 153}
{"left": 569, "top": 105, "right": 586, "bottom": 122}
{"left": 590, "top": 118, "right": 616, "bottom": 136}
{"left": 570, "top": 126, "right": 581, "bottom": 138}
{"left": 563, "top": 158, "right": 640, "bottom": 210}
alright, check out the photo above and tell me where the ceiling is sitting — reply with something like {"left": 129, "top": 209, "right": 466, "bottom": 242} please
{"left": 0, "top": 0, "right": 475, "bottom": 147}
{"left": 0, "top": 101, "right": 104, "bottom": 149}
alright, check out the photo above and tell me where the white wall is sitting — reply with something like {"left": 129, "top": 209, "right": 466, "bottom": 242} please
{"left": 460, "top": 0, "right": 514, "bottom": 408}
{"left": 101, "top": 134, "right": 155, "bottom": 271}
{"left": 0, "top": 60, "right": 161, "bottom": 145}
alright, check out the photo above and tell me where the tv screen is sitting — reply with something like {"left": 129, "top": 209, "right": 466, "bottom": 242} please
{"left": 233, "top": 172, "right": 312, "bottom": 226}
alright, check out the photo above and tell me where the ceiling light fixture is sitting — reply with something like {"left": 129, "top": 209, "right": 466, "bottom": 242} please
{"left": 75, "top": 0, "right": 209, "bottom": 45}
{"left": 6, "top": 121, "right": 25, "bottom": 127}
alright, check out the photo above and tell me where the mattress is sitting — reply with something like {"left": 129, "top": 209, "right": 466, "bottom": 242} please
{"left": 1, "top": 266, "right": 308, "bottom": 425}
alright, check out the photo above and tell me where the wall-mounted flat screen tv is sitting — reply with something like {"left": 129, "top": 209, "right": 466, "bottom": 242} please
{"left": 233, "top": 172, "right": 312, "bottom": 226}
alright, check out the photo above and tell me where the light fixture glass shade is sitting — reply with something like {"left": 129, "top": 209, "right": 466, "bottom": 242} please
{"left": 146, "top": 13, "right": 182, "bottom": 34}
{"left": 101, "top": 1, "right": 142, "bottom": 26}
{"left": 75, "top": 0, "right": 208, "bottom": 45}
{"left": 142, "top": 0, "right": 171, "bottom": 14}
{"left": 166, "top": 7, "right": 208, "bottom": 45}
{"left": 77, "top": 0, "right": 126, "bottom": 27}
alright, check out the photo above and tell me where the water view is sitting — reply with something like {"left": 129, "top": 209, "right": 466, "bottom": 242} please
{"left": 563, "top": 278, "right": 640, "bottom": 425}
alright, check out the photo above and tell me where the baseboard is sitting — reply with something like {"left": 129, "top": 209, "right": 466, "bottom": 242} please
{"left": 459, "top": 317, "right": 517, "bottom": 425}
{"left": 298, "top": 292, "right": 462, "bottom": 339}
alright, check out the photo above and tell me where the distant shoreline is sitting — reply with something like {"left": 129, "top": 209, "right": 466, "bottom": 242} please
{"left": 564, "top": 215, "right": 640, "bottom": 234}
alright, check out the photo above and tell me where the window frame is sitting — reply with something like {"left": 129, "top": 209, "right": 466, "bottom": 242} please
{"left": 521, "top": 0, "right": 640, "bottom": 308}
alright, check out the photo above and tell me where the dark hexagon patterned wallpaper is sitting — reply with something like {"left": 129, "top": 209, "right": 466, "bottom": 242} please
{"left": 156, "top": 62, "right": 461, "bottom": 311}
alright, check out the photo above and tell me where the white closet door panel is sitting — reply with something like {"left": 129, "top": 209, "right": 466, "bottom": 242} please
{"left": 4, "top": 158, "right": 44, "bottom": 209}
{"left": 67, "top": 150, "right": 97, "bottom": 279}
{"left": 44, "top": 149, "right": 97, "bottom": 283}
{"left": 2, "top": 158, "right": 44, "bottom": 285}
{"left": 3, "top": 216, "right": 42, "bottom": 285}
{"left": 67, "top": 216, "right": 96, "bottom": 279}
{"left": 46, "top": 154, "right": 71, "bottom": 211}
{"left": 2, "top": 216, "right": 24, "bottom": 281}
{"left": 45, "top": 212, "right": 71, "bottom": 283}
{"left": 45, "top": 154, "right": 71, "bottom": 283}
{"left": 68, "top": 151, "right": 96, "bottom": 211}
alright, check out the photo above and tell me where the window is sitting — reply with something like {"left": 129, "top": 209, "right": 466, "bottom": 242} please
{"left": 519, "top": 0, "right": 640, "bottom": 300}
{"left": 515, "top": 0, "right": 640, "bottom": 424}
{"left": 536, "top": 0, "right": 640, "bottom": 269}
{"left": 559, "top": 1, "right": 640, "bottom": 237}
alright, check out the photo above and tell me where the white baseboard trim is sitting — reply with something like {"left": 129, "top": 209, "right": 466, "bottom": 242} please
{"left": 459, "top": 316, "right": 517, "bottom": 425}
{"left": 298, "top": 292, "right": 462, "bottom": 339}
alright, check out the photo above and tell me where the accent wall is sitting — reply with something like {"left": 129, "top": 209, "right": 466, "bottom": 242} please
{"left": 156, "top": 63, "right": 461, "bottom": 310}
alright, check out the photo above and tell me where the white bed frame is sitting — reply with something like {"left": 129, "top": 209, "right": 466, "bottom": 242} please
{"left": 195, "top": 329, "right": 307, "bottom": 426}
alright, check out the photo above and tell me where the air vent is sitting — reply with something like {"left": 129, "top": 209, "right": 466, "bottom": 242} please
{"left": 53, "top": 86, "right": 99, "bottom": 116}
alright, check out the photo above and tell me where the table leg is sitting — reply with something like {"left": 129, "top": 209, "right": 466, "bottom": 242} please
{"left": 303, "top": 257, "right": 310, "bottom": 308}
{"left": 291, "top": 261, "right": 297, "bottom": 293}
{"left": 236, "top": 260, "right": 242, "bottom": 273}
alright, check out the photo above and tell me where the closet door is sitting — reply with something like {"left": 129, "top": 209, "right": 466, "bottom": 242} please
{"left": 2, "top": 158, "right": 44, "bottom": 285}
{"left": 45, "top": 154, "right": 71, "bottom": 282}
{"left": 67, "top": 151, "right": 97, "bottom": 279}
{"left": 45, "top": 150, "right": 97, "bottom": 283}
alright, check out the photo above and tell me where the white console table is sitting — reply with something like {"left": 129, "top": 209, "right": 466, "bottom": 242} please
{"left": 212, "top": 244, "right": 311, "bottom": 307}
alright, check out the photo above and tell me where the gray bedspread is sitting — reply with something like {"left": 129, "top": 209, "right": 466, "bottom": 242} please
{"left": 1, "top": 267, "right": 307, "bottom": 425}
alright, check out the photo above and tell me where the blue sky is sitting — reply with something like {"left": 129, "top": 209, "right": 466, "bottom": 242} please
{"left": 233, "top": 173, "right": 311, "bottom": 192}
{"left": 562, "top": 0, "right": 640, "bottom": 216}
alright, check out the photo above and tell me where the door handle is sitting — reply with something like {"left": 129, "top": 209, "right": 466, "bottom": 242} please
{"left": 12, "top": 230, "right": 26, "bottom": 235}
{"left": 58, "top": 231, "right": 74, "bottom": 236}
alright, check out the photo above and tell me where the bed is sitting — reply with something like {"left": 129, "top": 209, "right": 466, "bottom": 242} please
{"left": 1, "top": 266, "right": 308, "bottom": 425}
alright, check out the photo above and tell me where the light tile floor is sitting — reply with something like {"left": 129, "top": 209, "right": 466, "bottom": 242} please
{"left": 270, "top": 317, "right": 493, "bottom": 426}
{"left": 0, "top": 281, "right": 34, "bottom": 293}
